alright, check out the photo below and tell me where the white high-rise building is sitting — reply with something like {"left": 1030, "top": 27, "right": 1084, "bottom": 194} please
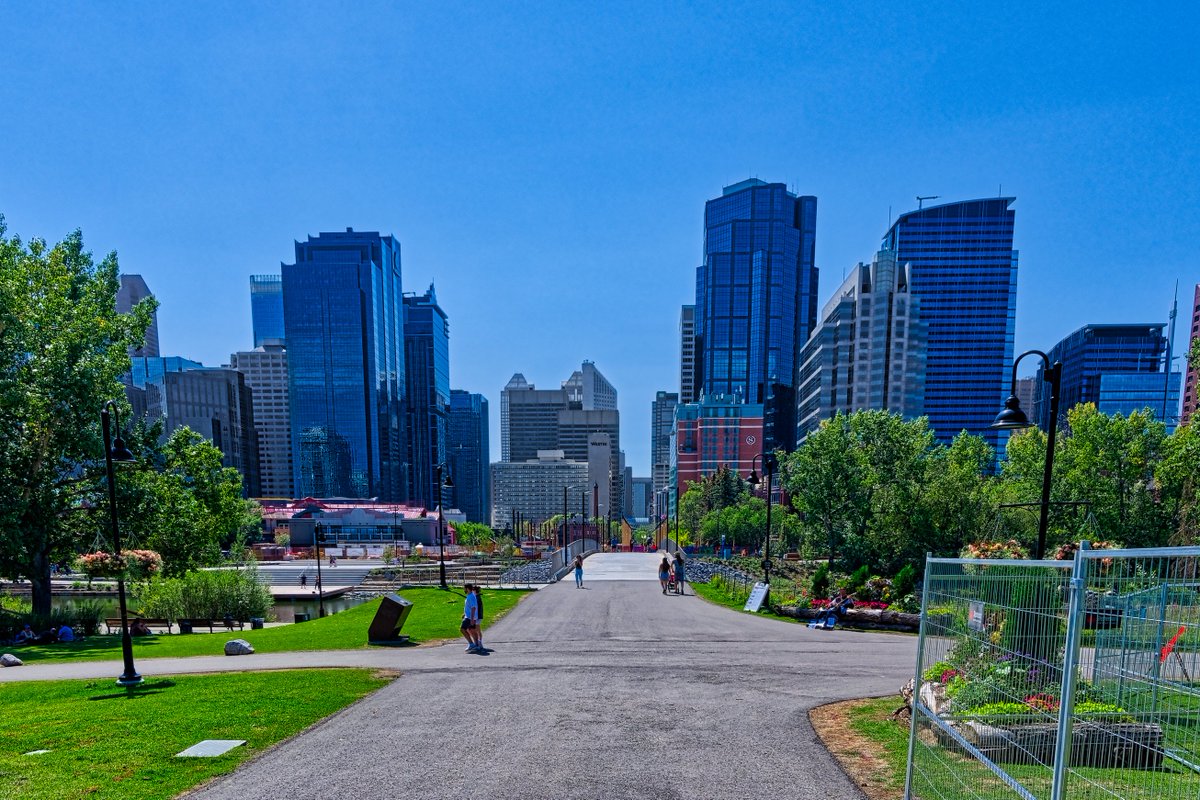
{"left": 229, "top": 342, "right": 293, "bottom": 498}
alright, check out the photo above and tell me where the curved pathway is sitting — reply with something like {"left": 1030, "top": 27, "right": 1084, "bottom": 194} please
{"left": 184, "top": 553, "right": 916, "bottom": 800}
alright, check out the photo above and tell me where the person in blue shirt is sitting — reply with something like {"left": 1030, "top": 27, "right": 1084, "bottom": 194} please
{"left": 573, "top": 554, "right": 584, "bottom": 588}
{"left": 461, "top": 584, "right": 481, "bottom": 653}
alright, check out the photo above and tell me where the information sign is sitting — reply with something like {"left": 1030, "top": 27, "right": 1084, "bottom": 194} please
{"left": 744, "top": 582, "right": 769, "bottom": 613}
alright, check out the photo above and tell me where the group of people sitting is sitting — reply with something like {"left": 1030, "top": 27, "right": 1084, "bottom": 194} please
{"left": 12, "top": 623, "right": 76, "bottom": 645}
{"left": 657, "top": 553, "right": 688, "bottom": 594}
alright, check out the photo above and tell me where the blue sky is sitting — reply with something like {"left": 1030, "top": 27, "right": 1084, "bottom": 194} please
{"left": 2, "top": 2, "right": 1197, "bottom": 474}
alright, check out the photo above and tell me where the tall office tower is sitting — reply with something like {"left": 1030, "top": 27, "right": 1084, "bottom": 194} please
{"left": 403, "top": 284, "right": 451, "bottom": 509}
{"left": 229, "top": 342, "right": 293, "bottom": 498}
{"left": 631, "top": 477, "right": 652, "bottom": 519}
{"left": 116, "top": 274, "right": 161, "bottom": 357}
{"left": 679, "top": 305, "right": 699, "bottom": 403}
{"left": 650, "top": 391, "right": 678, "bottom": 498}
{"left": 1015, "top": 376, "right": 1038, "bottom": 416}
{"left": 1183, "top": 283, "right": 1200, "bottom": 426}
{"left": 501, "top": 373, "right": 568, "bottom": 462}
{"left": 146, "top": 368, "right": 260, "bottom": 496}
{"left": 696, "top": 179, "right": 818, "bottom": 452}
{"left": 282, "top": 228, "right": 406, "bottom": 500}
{"left": 1034, "top": 323, "right": 1176, "bottom": 429}
{"left": 882, "top": 198, "right": 1017, "bottom": 451}
{"left": 490, "top": 450, "right": 588, "bottom": 527}
{"left": 557, "top": 409, "right": 621, "bottom": 518}
{"left": 562, "top": 361, "right": 618, "bottom": 410}
{"left": 126, "top": 356, "right": 205, "bottom": 387}
{"left": 796, "top": 250, "right": 927, "bottom": 443}
{"left": 447, "top": 390, "right": 490, "bottom": 524}
{"left": 250, "top": 275, "right": 285, "bottom": 347}
{"left": 623, "top": 464, "right": 634, "bottom": 516}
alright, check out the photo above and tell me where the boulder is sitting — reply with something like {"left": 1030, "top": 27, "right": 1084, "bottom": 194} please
{"left": 224, "top": 639, "right": 255, "bottom": 656}
{"left": 1, "top": 653, "right": 24, "bottom": 667}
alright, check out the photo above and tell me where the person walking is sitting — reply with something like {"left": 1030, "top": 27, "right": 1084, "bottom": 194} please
{"left": 658, "top": 556, "right": 672, "bottom": 594}
{"left": 461, "top": 583, "right": 482, "bottom": 652}
{"left": 673, "top": 552, "right": 688, "bottom": 595}
{"left": 472, "top": 584, "right": 487, "bottom": 651}
{"left": 573, "top": 554, "right": 584, "bottom": 588}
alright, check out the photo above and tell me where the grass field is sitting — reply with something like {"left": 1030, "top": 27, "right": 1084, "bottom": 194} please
{"left": 9, "top": 587, "right": 529, "bottom": 664}
{"left": 690, "top": 578, "right": 804, "bottom": 624}
{"left": 0, "top": 669, "right": 391, "bottom": 800}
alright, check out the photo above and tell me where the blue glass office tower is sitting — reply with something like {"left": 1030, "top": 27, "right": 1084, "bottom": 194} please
{"left": 695, "top": 179, "right": 818, "bottom": 451}
{"left": 403, "top": 284, "right": 450, "bottom": 509}
{"left": 282, "top": 229, "right": 407, "bottom": 500}
{"left": 448, "top": 390, "right": 490, "bottom": 524}
{"left": 250, "top": 275, "right": 285, "bottom": 346}
{"left": 882, "top": 198, "right": 1018, "bottom": 452}
{"left": 1034, "top": 323, "right": 1173, "bottom": 429}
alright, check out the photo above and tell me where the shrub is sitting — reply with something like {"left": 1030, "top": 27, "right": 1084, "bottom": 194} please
{"left": 893, "top": 564, "right": 917, "bottom": 598}
{"left": 134, "top": 564, "right": 274, "bottom": 621}
{"left": 810, "top": 563, "right": 830, "bottom": 599}
{"left": 922, "top": 660, "right": 956, "bottom": 682}
{"left": 847, "top": 565, "right": 870, "bottom": 595}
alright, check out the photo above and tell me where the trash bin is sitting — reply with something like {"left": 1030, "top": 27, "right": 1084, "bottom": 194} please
{"left": 250, "top": 617, "right": 264, "bottom": 630}
{"left": 179, "top": 621, "right": 193, "bottom": 634}
{"left": 294, "top": 612, "right": 311, "bottom": 623}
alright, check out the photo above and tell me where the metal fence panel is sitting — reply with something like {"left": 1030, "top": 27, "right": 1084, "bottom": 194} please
{"left": 907, "top": 546, "right": 1200, "bottom": 800}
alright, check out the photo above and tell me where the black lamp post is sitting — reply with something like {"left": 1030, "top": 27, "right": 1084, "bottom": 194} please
{"left": 101, "top": 401, "right": 141, "bottom": 687}
{"left": 592, "top": 482, "right": 599, "bottom": 549}
{"left": 673, "top": 487, "right": 679, "bottom": 553}
{"left": 991, "top": 351, "right": 1063, "bottom": 560}
{"left": 435, "top": 463, "right": 454, "bottom": 589}
{"left": 313, "top": 522, "right": 327, "bottom": 618}
{"left": 748, "top": 452, "right": 777, "bottom": 594}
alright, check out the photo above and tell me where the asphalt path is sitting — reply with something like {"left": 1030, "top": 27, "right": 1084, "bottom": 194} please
{"left": 178, "top": 553, "right": 916, "bottom": 800}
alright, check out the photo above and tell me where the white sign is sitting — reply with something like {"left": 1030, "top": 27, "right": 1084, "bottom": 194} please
{"left": 744, "top": 582, "right": 769, "bottom": 613}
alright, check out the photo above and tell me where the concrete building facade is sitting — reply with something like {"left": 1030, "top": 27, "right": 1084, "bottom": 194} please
{"left": 1183, "top": 283, "right": 1200, "bottom": 427}
{"left": 490, "top": 451, "right": 588, "bottom": 527}
{"left": 117, "top": 274, "right": 160, "bottom": 357}
{"left": 229, "top": 342, "right": 292, "bottom": 498}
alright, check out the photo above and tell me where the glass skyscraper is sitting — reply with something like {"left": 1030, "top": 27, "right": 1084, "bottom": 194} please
{"left": 448, "top": 390, "right": 490, "bottom": 524}
{"left": 695, "top": 179, "right": 817, "bottom": 451}
{"left": 282, "top": 228, "right": 407, "bottom": 501}
{"left": 882, "top": 198, "right": 1018, "bottom": 452}
{"left": 1034, "top": 323, "right": 1173, "bottom": 429}
{"left": 403, "top": 284, "right": 451, "bottom": 509}
{"left": 250, "top": 275, "right": 285, "bottom": 347}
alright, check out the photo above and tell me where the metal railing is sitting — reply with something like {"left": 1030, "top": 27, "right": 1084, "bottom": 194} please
{"left": 906, "top": 544, "right": 1200, "bottom": 800}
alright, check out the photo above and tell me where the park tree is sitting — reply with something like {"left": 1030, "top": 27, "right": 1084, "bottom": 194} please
{"left": 678, "top": 464, "right": 748, "bottom": 544}
{"left": 0, "top": 220, "right": 154, "bottom": 614}
{"left": 452, "top": 521, "right": 495, "bottom": 547}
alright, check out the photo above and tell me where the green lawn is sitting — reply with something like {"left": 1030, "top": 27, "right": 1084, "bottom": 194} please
{"left": 0, "top": 669, "right": 391, "bottom": 800}
{"left": 690, "top": 579, "right": 805, "bottom": 624}
{"left": 10, "top": 587, "right": 528, "bottom": 664}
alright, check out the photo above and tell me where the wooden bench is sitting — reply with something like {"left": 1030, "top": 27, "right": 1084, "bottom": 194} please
{"left": 179, "top": 618, "right": 245, "bottom": 633}
{"left": 105, "top": 617, "right": 174, "bottom": 634}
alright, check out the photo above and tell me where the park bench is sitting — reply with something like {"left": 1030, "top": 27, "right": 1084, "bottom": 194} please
{"left": 178, "top": 617, "right": 245, "bottom": 633}
{"left": 105, "top": 617, "right": 173, "bottom": 634}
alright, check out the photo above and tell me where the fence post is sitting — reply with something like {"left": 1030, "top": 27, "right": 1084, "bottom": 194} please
{"left": 1050, "top": 541, "right": 1090, "bottom": 800}
{"left": 903, "top": 553, "right": 933, "bottom": 800}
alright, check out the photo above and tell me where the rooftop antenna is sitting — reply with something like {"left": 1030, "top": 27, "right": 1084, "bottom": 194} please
{"left": 917, "top": 195, "right": 940, "bottom": 210}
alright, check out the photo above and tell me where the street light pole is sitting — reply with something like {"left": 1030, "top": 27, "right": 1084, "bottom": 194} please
{"left": 436, "top": 463, "right": 454, "bottom": 589}
{"left": 101, "top": 401, "right": 141, "bottom": 687}
{"left": 313, "top": 522, "right": 326, "bottom": 618}
{"left": 748, "top": 452, "right": 777, "bottom": 595}
{"left": 991, "top": 350, "right": 1063, "bottom": 560}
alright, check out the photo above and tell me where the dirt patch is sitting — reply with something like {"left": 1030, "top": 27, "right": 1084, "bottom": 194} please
{"left": 810, "top": 698, "right": 904, "bottom": 800}
{"left": 370, "top": 668, "right": 402, "bottom": 680}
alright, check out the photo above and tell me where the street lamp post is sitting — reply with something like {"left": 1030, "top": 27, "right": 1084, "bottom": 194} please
{"left": 991, "top": 351, "right": 1064, "bottom": 560}
{"left": 101, "top": 401, "right": 141, "bottom": 687}
{"left": 747, "top": 452, "right": 778, "bottom": 595}
{"left": 436, "top": 463, "right": 455, "bottom": 589}
{"left": 313, "top": 522, "right": 327, "bottom": 618}
{"left": 592, "top": 482, "right": 599, "bottom": 550}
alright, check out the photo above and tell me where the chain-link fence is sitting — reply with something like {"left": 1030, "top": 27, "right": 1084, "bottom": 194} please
{"left": 906, "top": 544, "right": 1200, "bottom": 800}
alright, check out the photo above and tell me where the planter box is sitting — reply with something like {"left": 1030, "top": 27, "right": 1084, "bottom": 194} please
{"left": 945, "top": 720, "right": 1163, "bottom": 769}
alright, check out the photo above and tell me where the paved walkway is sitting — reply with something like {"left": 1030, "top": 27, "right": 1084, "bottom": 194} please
{"left": 8, "top": 554, "right": 917, "bottom": 798}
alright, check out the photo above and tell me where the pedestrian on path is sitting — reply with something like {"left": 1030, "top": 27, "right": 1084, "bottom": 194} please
{"left": 658, "top": 556, "right": 672, "bottom": 594}
{"left": 673, "top": 552, "right": 688, "bottom": 595}
{"left": 461, "top": 584, "right": 482, "bottom": 653}
{"left": 573, "top": 554, "right": 584, "bottom": 588}
{"left": 472, "top": 584, "right": 488, "bottom": 650}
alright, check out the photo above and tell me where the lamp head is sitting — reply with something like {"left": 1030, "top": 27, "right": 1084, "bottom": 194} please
{"left": 109, "top": 435, "right": 136, "bottom": 464}
{"left": 991, "top": 395, "right": 1033, "bottom": 430}
{"left": 747, "top": 468, "right": 760, "bottom": 488}
{"left": 442, "top": 472, "right": 454, "bottom": 488}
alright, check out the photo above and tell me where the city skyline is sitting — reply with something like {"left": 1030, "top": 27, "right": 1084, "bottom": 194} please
{"left": 3, "top": 5, "right": 1197, "bottom": 474}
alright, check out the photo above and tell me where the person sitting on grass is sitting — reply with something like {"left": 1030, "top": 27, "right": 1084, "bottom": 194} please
{"left": 56, "top": 624, "right": 76, "bottom": 642}
{"left": 14, "top": 624, "right": 36, "bottom": 645}
{"left": 813, "top": 589, "right": 854, "bottom": 628}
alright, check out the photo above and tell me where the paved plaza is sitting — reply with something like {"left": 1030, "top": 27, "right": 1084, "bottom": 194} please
{"left": 12, "top": 553, "right": 918, "bottom": 799}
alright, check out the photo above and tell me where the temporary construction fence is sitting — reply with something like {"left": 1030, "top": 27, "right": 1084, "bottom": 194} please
{"left": 905, "top": 544, "right": 1200, "bottom": 800}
